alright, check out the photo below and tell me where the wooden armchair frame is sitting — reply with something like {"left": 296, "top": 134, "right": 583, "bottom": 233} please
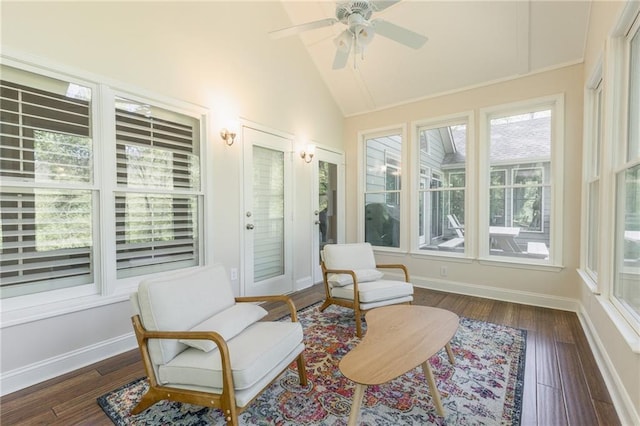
{"left": 131, "top": 295, "right": 307, "bottom": 426}
{"left": 319, "top": 262, "right": 411, "bottom": 338}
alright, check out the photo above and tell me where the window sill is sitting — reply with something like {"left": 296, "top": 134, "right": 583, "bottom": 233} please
{"left": 595, "top": 296, "right": 640, "bottom": 354}
{"left": 578, "top": 272, "right": 640, "bottom": 353}
{"left": 478, "top": 257, "right": 564, "bottom": 272}
{"left": 407, "top": 250, "right": 563, "bottom": 270}
{"left": 0, "top": 286, "right": 135, "bottom": 329}
{"left": 577, "top": 268, "right": 600, "bottom": 294}
{"left": 410, "top": 251, "right": 475, "bottom": 264}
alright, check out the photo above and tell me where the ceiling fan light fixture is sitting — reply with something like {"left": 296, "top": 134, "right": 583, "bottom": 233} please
{"left": 356, "top": 25, "right": 375, "bottom": 46}
{"left": 334, "top": 30, "right": 353, "bottom": 52}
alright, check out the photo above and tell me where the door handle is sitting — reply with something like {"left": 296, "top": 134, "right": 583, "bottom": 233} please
{"left": 314, "top": 220, "right": 321, "bottom": 225}
{"left": 246, "top": 224, "right": 255, "bottom": 230}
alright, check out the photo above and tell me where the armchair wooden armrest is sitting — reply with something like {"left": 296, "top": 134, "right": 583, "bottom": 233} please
{"left": 236, "top": 295, "right": 299, "bottom": 322}
{"left": 130, "top": 315, "right": 236, "bottom": 412}
{"left": 376, "top": 264, "right": 410, "bottom": 282}
{"left": 321, "top": 268, "right": 361, "bottom": 302}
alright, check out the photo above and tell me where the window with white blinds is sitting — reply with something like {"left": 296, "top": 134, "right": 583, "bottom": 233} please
{"left": 0, "top": 66, "right": 95, "bottom": 298}
{"left": 0, "top": 63, "right": 204, "bottom": 300}
{"left": 114, "top": 97, "right": 201, "bottom": 278}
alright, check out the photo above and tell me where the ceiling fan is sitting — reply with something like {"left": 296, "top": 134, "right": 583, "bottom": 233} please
{"left": 269, "top": 0, "right": 428, "bottom": 70}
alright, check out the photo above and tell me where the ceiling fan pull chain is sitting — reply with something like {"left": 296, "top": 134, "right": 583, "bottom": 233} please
{"left": 353, "top": 31, "right": 358, "bottom": 69}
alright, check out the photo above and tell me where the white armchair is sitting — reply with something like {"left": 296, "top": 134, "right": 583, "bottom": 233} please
{"left": 129, "top": 264, "right": 307, "bottom": 425}
{"left": 320, "top": 243, "right": 414, "bottom": 337}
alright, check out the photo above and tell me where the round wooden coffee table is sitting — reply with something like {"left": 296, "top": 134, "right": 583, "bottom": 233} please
{"left": 339, "top": 305, "right": 459, "bottom": 425}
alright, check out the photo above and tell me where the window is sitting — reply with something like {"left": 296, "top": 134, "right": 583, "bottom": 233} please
{"left": 415, "top": 121, "right": 467, "bottom": 253}
{"left": 1, "top": 66, "right": 96, "bottom": 298}
{"left": 583, "top": 73, "right": 603, "bottom": 284}
{"left": 114, "top": 97, "right": 201, "bottom": 279}
{"left": 0, "top": 62, "right": 205, "bottom": 303}
{"left": 613, "top": 19, "right": 640, "bottom": 325}
{"left": 363, "top": 131, "right": 402, "bottom": 248}
{"left": 481, "top": 99, "right": 561, "bottom": 264}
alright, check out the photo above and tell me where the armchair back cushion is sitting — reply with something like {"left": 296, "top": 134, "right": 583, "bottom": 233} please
{"left": 322, "top": 242, "right": 377, "bottom": 270}
{"left": 323, "top": 243, "right": 385, "bottom": 287}
{"left": 136, "top": 264, "right": 235, "bottom": 364}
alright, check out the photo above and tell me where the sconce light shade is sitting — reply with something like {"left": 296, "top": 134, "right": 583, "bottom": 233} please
{"left": 220, "top": 128, "right": 237, "bottom": 146}
{"left": 300, "top": 144, "right": 316, "bottom": 163}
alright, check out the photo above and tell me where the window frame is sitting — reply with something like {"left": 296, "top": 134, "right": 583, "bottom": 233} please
{"left": 580, "top": 57, "right": 604, "bottom": 292}
{"left": 358, "top": 125, "right": 407, "bottom": 252}
{"left": 410, "top": 112, "right": 474, "bottom": 259}
{"left": 608, "top": 10, "right": 640, "bottom": 333}
{"left": 0, "top": 55, "right": 208, "bottom": 323}
{"left": 478, "top": 95, "right": 564, "bottom": 267}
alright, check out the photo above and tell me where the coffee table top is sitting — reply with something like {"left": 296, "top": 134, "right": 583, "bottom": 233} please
{"left": 339, "top": 305, "right": 459, "bottom": 385}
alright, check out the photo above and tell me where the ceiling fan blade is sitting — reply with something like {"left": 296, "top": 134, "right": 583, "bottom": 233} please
{"left": 269, "top": 18, "right": 339, "bottom": 39}
{"left": 332, "top": 37, "right": 353, "bottom": 70}
{"left": 370, "top": 0, "right": 402, "bottom": 12}
{"left": 372, "top": 19, "right": 428, "bottom": 49}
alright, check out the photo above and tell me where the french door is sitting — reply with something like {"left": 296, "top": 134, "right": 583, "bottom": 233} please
{"left": 312, "top": 148, "right": 345, "bottom": 284}
{"left": 242, "top": 127, "right": 293, "bottom": 295}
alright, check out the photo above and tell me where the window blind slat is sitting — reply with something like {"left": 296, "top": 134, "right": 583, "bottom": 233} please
{"left": 0, "top": 189, "right": 93, "bottom": 293}
{"left": 114, "top": 192, "right": 198, "bottom": 276}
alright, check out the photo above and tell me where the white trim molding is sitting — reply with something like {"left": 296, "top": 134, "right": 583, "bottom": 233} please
{"left": 0, "top": 332, "right": 136, "bottom": 397}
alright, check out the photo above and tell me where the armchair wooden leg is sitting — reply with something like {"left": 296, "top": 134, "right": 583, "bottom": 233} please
{"left": 296, "top": 353, "right": 308, "bottom": 386}
{"left": 130, "top": 388, "right": 162, "bottom": 415}
{"left": 355, "top": 312, "right": 363, "bottom": 338}
{"left": 221, "top": 397, "right": 239, "bottom": 426}
{"left": 319, "top": 299, "right": 332, "bottom": 312}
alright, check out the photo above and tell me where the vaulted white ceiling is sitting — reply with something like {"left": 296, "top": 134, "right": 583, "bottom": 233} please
{"left": 273, "top": 1, "right": 591, "bottom": 116}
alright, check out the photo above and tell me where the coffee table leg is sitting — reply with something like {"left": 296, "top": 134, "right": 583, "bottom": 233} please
{"left": 421, "top": 361, "right": 445, "bottom": 417}
{"left": 445, "top": 342, "right": 455, "bottom": 364}
{"left": 348, "top": 383, "right": 366, "bottom": 426}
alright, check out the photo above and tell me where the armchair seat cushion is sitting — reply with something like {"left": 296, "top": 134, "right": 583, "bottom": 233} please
{"left": 330, "top": 279, "right": 414, "bottom": 303}
{"left": 159, "top": 321, "right": 303, "bottom": 391}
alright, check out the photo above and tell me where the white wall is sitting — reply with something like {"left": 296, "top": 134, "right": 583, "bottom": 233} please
{"left": 344, "top": 64, "right": 584, "bottom": 301}
{"left": 0, "top": 1, "right": 344, "bottom": 394}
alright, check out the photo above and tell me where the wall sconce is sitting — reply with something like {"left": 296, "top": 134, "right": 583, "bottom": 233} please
{"left": 300, "top": 144, "right": 315, "bottom": 163}
{"left": 220, "top": 128, "right": 237, "bottom": 146}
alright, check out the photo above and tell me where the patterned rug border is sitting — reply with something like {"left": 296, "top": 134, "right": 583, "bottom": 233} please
{"left": 98, "top": 302, "right": 527, "bottom": 425}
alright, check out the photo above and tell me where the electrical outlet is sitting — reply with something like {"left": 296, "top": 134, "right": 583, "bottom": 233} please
{"left": 440, "top": 266, "right": 448, "bottom": 277}
{"left": 230, "top": 268, "right": 238, "bottom": 280}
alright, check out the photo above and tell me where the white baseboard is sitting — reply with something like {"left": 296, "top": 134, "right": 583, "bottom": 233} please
{"left": 412, "top": 275, "right": 580, "bottom": 312}
{"left": 0, "top": 332, "right": 136, "bottom": 397}
{"left": 577, "top": 307, "right": 640, "bottom": 426}
{"left": 294, "top": 275, "right": 314, "bottom": 292}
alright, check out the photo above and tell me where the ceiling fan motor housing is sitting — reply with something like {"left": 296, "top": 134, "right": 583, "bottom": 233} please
{"left": 336, "top": 1, "right": 374, "bottom": 23}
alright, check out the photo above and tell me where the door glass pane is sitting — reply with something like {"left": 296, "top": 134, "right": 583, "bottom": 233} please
{"left": 253, "top": 145, "right": 284, "bottom": 281}
{"left": 319, "top": 161, "right": 337, "bottom": 259}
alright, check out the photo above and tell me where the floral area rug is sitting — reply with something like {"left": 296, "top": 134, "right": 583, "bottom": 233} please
{"left": 98, "top": 303, "right": 526, "bottom": 425}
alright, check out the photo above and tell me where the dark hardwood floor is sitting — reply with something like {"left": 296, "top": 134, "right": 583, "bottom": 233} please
{"left": 0, "top": 285, "right": 620, "bottom": 425}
